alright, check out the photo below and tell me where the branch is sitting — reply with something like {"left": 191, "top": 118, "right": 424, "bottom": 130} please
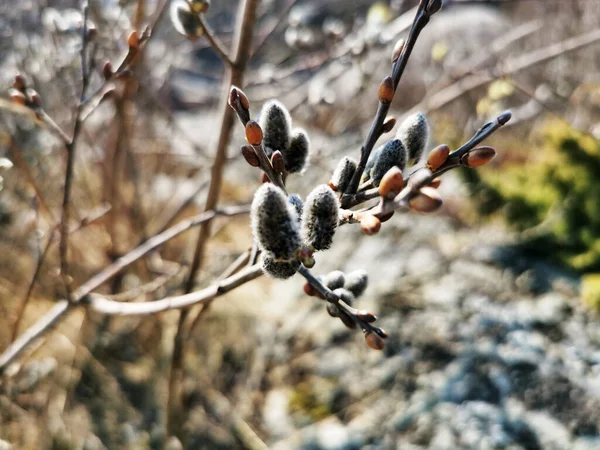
{"left": 342, "top": 1, "right": 436, "bottom": 197}
{"left": 86, "top": 264, "right": 263, "bottom": 315}
{"left": 0, "top": 205, "right": 250, "bottom": 373}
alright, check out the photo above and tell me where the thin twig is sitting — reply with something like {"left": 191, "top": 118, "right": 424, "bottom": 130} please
{"left": 342, "top": 1, "right": 434, "bottom": 198}
{"left": 87, "top": 264, "right": 262, "bottom": 315}
{"left": 0, "top": 205, "right": 250, "bottom": 373}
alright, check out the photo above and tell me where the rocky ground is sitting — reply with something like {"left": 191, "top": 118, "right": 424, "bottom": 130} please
{"left": 249, "top": 193, "right": 598, "bottom": 450}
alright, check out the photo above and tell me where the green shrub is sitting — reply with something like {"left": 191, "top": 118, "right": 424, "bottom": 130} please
{"left": 466, "top": 119, "right": 600, "bottom": 272}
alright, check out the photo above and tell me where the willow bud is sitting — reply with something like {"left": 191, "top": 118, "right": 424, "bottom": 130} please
{"left": 426, "top": 144, "right": 450, "bottom": 171}
{"left": 396, "top": 112, "right": 429, "bottom": 164}
{"left": 127, "top": 30, "right": 140, "bottom": 49}
{"left": 378, "top": 166, "right": 404, "bottom": 197}
{"left": 381, "top": 116, "right": 397, "bottom": 134}
{"left": 245, "top": 121, "right": 263, "bottom": 146}
{"left": 372, "top": 139, "right": 407, "bottom": 186}
{"left": 330, "top": 156, "right": 357, "bottom": 192}
{"left": 378, "top": 76, "right": 394, "bottom": 104}
{"left": 261, "top": 254, "right": 300, "bottom": 279}
{"left": 391, "top": 38, "right": 405, "bottom": 63}
{"left": 360, "top": 214, "right": 381, "bottom": 236}
{"left": 271, "top": 150, "right": 285, "bottom": 173}
{"left": 302, "top": 185, "right": 339, "bottom": 251}
{"left": 334, "top": 288, "right": 355, "bottom": 307}
{"left": 170, "top": 0, "right": 204, "bottom": 39}
{"left": 365, "top": 331, "right": 385, "bottom": 350}
{"left": 259, "top": 100, "right": 292, "bottom": 153}
{"left": 323, "top": 270, "right": 345, "bottom": 290}
{"left": 251, "top": 184, "right": 302, "bottom": 260}
{"left": 284, "top": 128, "right": 310, "bottom": 173}
{"left": 241, "top": 145, "right": 260, "bottom": 167}
{"left": 463, "top": 146, "right": 496, "bottom": 167}
{"left": 344, "top": 269, "right": 368, "bottom": 297}
{"left": 409, "top": 186, "right": 443, "bottom": 213}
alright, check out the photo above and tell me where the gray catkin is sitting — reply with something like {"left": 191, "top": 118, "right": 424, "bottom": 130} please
{"left": 259, "top": 100, "right": 292, "bottom": 153}
{"left": 371, "top": 139, "right": 407, "bottom": 185}
{"left": 251, "top": 183, "right": 301, "bottom": 260}
{"left": 323, "top": 270, "right": 345, "bottom": 290}
{"left": 284, "top": 129, "right": 310, "bottom": 173}
{"left": 364, "top": 146, "right": 382, "bottom": 181}
{"left": 331, "top": 156, "right": 357, "bottom": 192}
{"left": 302, "top": 184, "right": 339, "bottom": 251}
{"left": 261, "top": 253, "right": 300, "bottom": 279}
{"left": 396, "top": 112, "right": 429, "bottom": 164}
{"left": 344, "top": 269, "right": 368, "bottom": 297}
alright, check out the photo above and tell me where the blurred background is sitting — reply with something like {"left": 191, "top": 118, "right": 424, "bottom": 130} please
{"left": 1, "top": 0, "right": 600, "bottom": 448}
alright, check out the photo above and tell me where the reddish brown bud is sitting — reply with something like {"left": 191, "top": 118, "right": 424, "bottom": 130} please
{"left": 409, "top": 186, "right": 443, "bottom": 212}
{"left": 328, "top": 180, "right": 338, "bottom": 191}
{"left": 365, "top": 331, "right": 385, "bottom": 350}
{"left": 13, "top": 74, "right": 26, "bottom": 91}
{"left": 127, "top": 30, "right": 140, "bottom": 49}
{"left": 103, "top": 61, "right": 113, "bottom": 80}
{"left": 463, "top": 146, "right": 496, "bottom": 168}
{"left": 304, "top": 282, "right": 317, "bottom": 297}
{"left": 241, "top": 145, "right": 260, "bottom": 167}
{"left": 378, "top": 166, "right": 404, "bottom": 197}
{"left": 360, "top": 214, "right": 381, "bottom": 236}
{"left": 391, "top": 38, "right": 405, "bottom": 63}
{"left": 357, "top": 310, "right": 377, "bottom": 322}
{"left": 374, "top": 327, "right": 388, "bottom": 339}
{"left": 271, "top": 150, "right": 285, "bottom": 173}
{"left": 430, "top": 178, "right": 441, "bottom": 189}
{"left": 378, "top": 76, "right": 394, "bottom": 104}
{"left": 381, "top": 116, "right": 397, "bottom": 134}
{"left": 245, "top": 120, "right": 263, "bottom": 146}
{"left": 8, "top": 88, "right": 26, "bottom": 105}
{"left": 426, "top": 144, "right": 450, "bottom": 171}
{"left": 260, "top": 172, "right": 269, "bottom": 184}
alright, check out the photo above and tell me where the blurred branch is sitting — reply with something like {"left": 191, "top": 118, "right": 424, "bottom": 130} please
{"left": 413, "top": 27, "right": 600, "bottom": 115}
{"left": 167, "top": 0, "right": 260, "bottom": 439}
{"left": 87, "top": 264, "right": 262, "bottom": 315}
{"left": 0, "top": 204, "right": 250, "bottom": 374}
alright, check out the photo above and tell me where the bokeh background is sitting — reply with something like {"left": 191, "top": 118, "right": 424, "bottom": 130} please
{"left": 1, "top": 0, "right": 600, "bottom": 448}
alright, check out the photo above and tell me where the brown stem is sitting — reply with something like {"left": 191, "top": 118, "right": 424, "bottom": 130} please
{"left": 166, "top": 0, "right": 259, "bottom": 439}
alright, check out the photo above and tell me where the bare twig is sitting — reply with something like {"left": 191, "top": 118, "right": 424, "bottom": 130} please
{"left": 342, "top": 1, "right": 435, "bottom": 198}
{"left": 87, "top": 264, "right": 262, "bottom": 315}
{"left": 412, "top": 27, "right": 600, "bottom": 116}
{"left": 0, "top": 205, "right": 249, "bottom": 373}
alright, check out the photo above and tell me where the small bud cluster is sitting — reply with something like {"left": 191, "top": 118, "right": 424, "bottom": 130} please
{"left": 8, "top": 75, "right": 42, "bottom": 112}
{"left": 259, "top": 100, "right": 310, "bottom": 174}
{"left": 303, "top": 269, "right": 386, "bottom": 350}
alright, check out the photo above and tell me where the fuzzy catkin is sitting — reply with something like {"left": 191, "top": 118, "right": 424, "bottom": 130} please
{"left": 259, "top": 100, "right": 292, "bottom": 154}
{"left": 261, "top": 253, "right": 300, "bottom": 279}
{"left": 396, "top": 112, "right": 429, "bottom": 164}
{"left": 302, "top": 184, "right": 340, "bottom": 251}
{"left": 344, "top": 270, "right": 368, "bottom": 297}
{"left": 364, "top": 146, "right": 382, "bottom": 181}
{"left": 323, "top": 270, "right": 345, "bottom": 290}
{"left": 371, "top": 139, "right": 407, "bottom": 185}
{"left": 284, "top": 129, "right": 310, "bottom": 173}
{"left": 251, "top": 183, "right": 301, "bottom": 260}
{"left": 331, "top": 157, "right": 357, "bottom": 192}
